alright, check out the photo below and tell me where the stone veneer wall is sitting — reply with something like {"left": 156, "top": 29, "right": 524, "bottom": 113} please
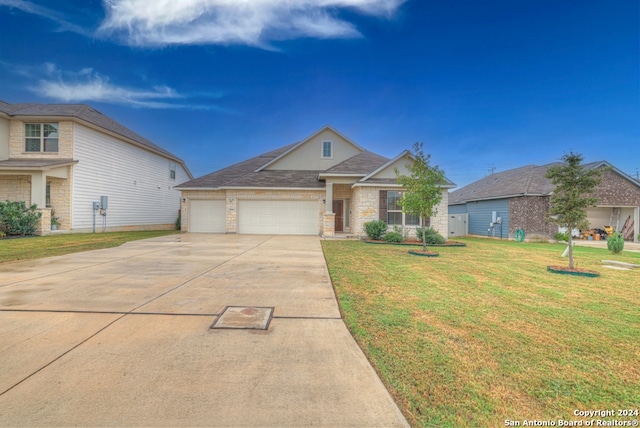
{"left": 351, "top": 186, "right": 449, "bottom": 238}
{"left": 509, "top": 196, "right": 556, "bottom": 239}
{"left": 9, "top": 120, "right": 74, "bottom": 159}
{"left": 180, "top": 189, "right": 325, "bottom": 233}
{"left": 49, "top": 168, "right": 73, "bottom": 230}
{"left": 0, "top": 175, "right": 31, "bottom": 203}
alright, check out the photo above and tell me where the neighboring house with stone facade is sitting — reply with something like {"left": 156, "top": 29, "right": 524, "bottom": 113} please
{"left": 176, "top": 126, "right": 455, "bottom": 237}
{"left": 0, "top": 101, "right": 192, "bottom": 234}
{"left": 449, "top": 162, "right": 640, "bottom": 242}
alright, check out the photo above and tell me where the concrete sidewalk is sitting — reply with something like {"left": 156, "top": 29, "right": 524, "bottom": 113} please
{"left": 0, "top": 234, "right": 409, "bottom": 427}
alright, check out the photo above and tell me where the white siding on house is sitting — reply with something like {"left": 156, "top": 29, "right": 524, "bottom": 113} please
{"left": 72, "top": 124, "right": 187, "bottom": 230}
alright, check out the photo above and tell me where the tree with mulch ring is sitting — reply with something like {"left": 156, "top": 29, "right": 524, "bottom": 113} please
{"left": 394, "top": 142, "right": 447, "bottom": 256}
{"left": 546, "top": 266, "right": 600, "bottom": 277}
{"left": 544, "top": 151, "right": 608, "bottom": 276}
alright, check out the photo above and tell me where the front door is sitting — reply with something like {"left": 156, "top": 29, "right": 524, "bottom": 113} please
{"left": 333, "top": 200, "right": 343, "bottom": 232}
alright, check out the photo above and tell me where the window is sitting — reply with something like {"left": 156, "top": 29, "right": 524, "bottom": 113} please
{"left": 25, "top": 123, "right": 59, "bottom": 153}
{"left": 322, "top": 141, "right": 332, "bottom": 158}
{"left": 46, "top": 183, "right": 51, "bottom": 207}
{"left": 387, "top": 191, "right": 420, "bottom": 226}
{"left": 169, "top": 162, "right": 176, "bottom": 180}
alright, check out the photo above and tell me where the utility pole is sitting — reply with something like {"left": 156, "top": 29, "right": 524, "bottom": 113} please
{"left": 488, "top": 164, "right": 496, "bottom": 175}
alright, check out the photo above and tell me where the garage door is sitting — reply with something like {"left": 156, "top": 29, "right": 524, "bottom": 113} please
{"left": 189, "top": 200, "right": 226, "bottom": 233}
{"left": 238, "top": 200, "right": 319, "bottom": 235}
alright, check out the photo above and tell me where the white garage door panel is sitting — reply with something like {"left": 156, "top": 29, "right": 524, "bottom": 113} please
{"left": 190, "top": 200, "right": 226, "bottom": 233}
{"left": 238, "top": 200, "right": 319, "bottom": 235}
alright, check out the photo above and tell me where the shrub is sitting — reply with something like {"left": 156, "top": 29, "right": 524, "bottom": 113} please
{"left": 415, "top": 227, "right": 445, "bottom": 244}
{"left": 554, "top": 231, "right": 568, "bottom": 242}
{"left": 383, "top": 231, "right": 404, "bottom": 243}
{"left": 607, "top": 232, "right": 624, "bottom": 254}
{"left": 0, "top": 200, "right": 42, "bottom": 236}
{"left": 364, "top": 219, "right": 387, "bottom": 241}
{"left": 175, "top": 215, "right": 181, "bottom": 231}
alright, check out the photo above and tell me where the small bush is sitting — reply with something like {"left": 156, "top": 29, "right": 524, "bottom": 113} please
{"left": 383, "top": 231, "right": 404, "bottom": 243}
{"left": 0, "top": 200, "right": 42, "bottom": 236}
{"left": 554, "top": 231, "right": 568, "bottom": 242}
{"left": 415, "top": 227, "right": 445, "bottom": 244}
{"left": 607, "top": 232, "right": 624, "bottom": 254}
{"left": 364, "top": 219, "right": 387, "bottom": 240}
{"left": 175, "top": 215, "right": 181, "bottom": 231}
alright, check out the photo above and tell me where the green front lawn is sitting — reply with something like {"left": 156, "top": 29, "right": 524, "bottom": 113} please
{"left": 0, "top": 230, "right": 179, "bottom": 264}
{"left": 322, "top": 238, "right": 639, "bottom": 427}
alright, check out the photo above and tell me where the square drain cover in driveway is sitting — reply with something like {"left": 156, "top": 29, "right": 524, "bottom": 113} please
{"left": 211, "top": 306, "right": 274, "bottom": 330}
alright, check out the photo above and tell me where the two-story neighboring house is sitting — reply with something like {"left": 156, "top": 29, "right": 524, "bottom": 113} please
{"left": 0, "top": 101, "right": 192, "bottom": 234}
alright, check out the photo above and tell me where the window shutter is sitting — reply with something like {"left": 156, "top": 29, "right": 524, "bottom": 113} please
{"left": 379, "top": 190, "right": 387, "bottom": 221}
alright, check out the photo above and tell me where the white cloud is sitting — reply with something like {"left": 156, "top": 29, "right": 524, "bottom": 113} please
{"left": 32, "top": 64, "right": 184, "bottom": 108}
{"left": 98, "top": 0, "right": 406, "bottom": 47}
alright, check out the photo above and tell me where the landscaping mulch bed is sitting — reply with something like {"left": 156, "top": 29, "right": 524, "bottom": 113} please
{"left": 362, "top": 239, "right": 466, "bottom": 247}
{"left": 547, "top": 265, "right": 601, "bottom": 278}
{"left": 408, "top": 250, "right": 439, "bottom": 257}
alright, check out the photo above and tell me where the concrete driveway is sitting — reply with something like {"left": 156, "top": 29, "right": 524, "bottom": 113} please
{"left": 0, "top": 234, "right": 408, "bottom": 427}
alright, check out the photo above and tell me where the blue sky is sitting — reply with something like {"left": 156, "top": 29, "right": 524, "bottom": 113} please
{"left": 0, "top": 0, "right": 638, "bottom": 186}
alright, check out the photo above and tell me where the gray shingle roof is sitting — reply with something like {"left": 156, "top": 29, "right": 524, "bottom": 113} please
{"left": 225, "top": 170, "right": 325, "bottom": 188}
{"left": 448, "top": 162, "right": 614, "bottom": 204}
{"left": 0, "top": 100, "right": 186, "bottom": 166}
{"left": 176, "top": 143, "right": 298, "bottom": 188}
{"left": 322, "top": 151, "right": 389, "bottom": 175}
{"left": 450, "top": 164, "right": 559, "bottom": 204}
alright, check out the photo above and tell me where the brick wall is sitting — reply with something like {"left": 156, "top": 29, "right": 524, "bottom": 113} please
{"left": 509, "top": 196, "right": 557, "bottom": 239}
{"left": 593, "top": 169, "right": 640, "bottom": 206}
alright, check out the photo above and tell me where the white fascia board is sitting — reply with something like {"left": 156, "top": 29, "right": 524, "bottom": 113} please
{"left": 352, "top": 183, "right": 403, "bottom": 188}
{"left": 175, "top": 187, "right": 221, "bottom": 191}
{"left": 318, "top": 173, "right": 366, "bottom": 177}
{"left": 220, "top": 186, "right": 324, "bottom": 191}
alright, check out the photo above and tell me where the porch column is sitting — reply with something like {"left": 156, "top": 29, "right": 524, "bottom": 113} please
{"left": 323, "top": 182, "right": 335, "bottom": 236}
{"left": 30, "top": 171, "right": 47, "bottom": 208}
{"left": 325, "top": 182, "right": 333, "bottom": 213}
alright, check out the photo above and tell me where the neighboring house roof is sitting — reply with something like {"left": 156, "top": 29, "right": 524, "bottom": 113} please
{"left": 0, "top": 100, "right": 192, "bottom": 178}
{"left": 449, "top": 160, "right": 639, "bottom": 205}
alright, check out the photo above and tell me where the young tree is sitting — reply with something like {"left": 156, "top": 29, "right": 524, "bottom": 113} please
{"left": 545, "top": 151, "right": 606, "bottom": 269}
{"left": 395, "top": 142, "right": 446, "bottom": 252}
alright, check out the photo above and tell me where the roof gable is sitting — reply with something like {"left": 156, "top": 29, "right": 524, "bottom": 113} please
{"left": 258, "top": 125, "right": 364, "bottom": 171}
{"left": 359, "top": 151, "right": 456, "bottom": 188}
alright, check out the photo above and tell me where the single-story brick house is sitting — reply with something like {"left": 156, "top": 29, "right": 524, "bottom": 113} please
{"left": 448, "top": 161, "right": 640, "bottom": 242}
{"left": 0, "top": 101, "right": 192, "bottom": 234}
{"left": 176, "top": 126, "right": 456, "bottom": 237}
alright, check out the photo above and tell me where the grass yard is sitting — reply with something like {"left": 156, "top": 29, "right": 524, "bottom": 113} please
{"left": 322, "top": 238, "right": 640, "bottom": 427}
{"left": 0, "top": 230, "right": 179, "bottom": 264}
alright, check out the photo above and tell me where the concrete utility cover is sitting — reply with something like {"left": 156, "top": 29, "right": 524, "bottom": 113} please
{"left": 211, "top": 306, "right": 274, "bottom": 330}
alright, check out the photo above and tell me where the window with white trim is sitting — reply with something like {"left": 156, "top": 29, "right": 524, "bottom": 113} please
{"left": 169, "top": 162, "right": 176, "bottom": 180}
{"left": 25, "top": 123, "right": 59, "bottom": 153}
{"left": 387, "top": 191, "right": 420, "bottom": 226}
{"left": 322, "top": 141, "right": 332, "bottom": 158}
